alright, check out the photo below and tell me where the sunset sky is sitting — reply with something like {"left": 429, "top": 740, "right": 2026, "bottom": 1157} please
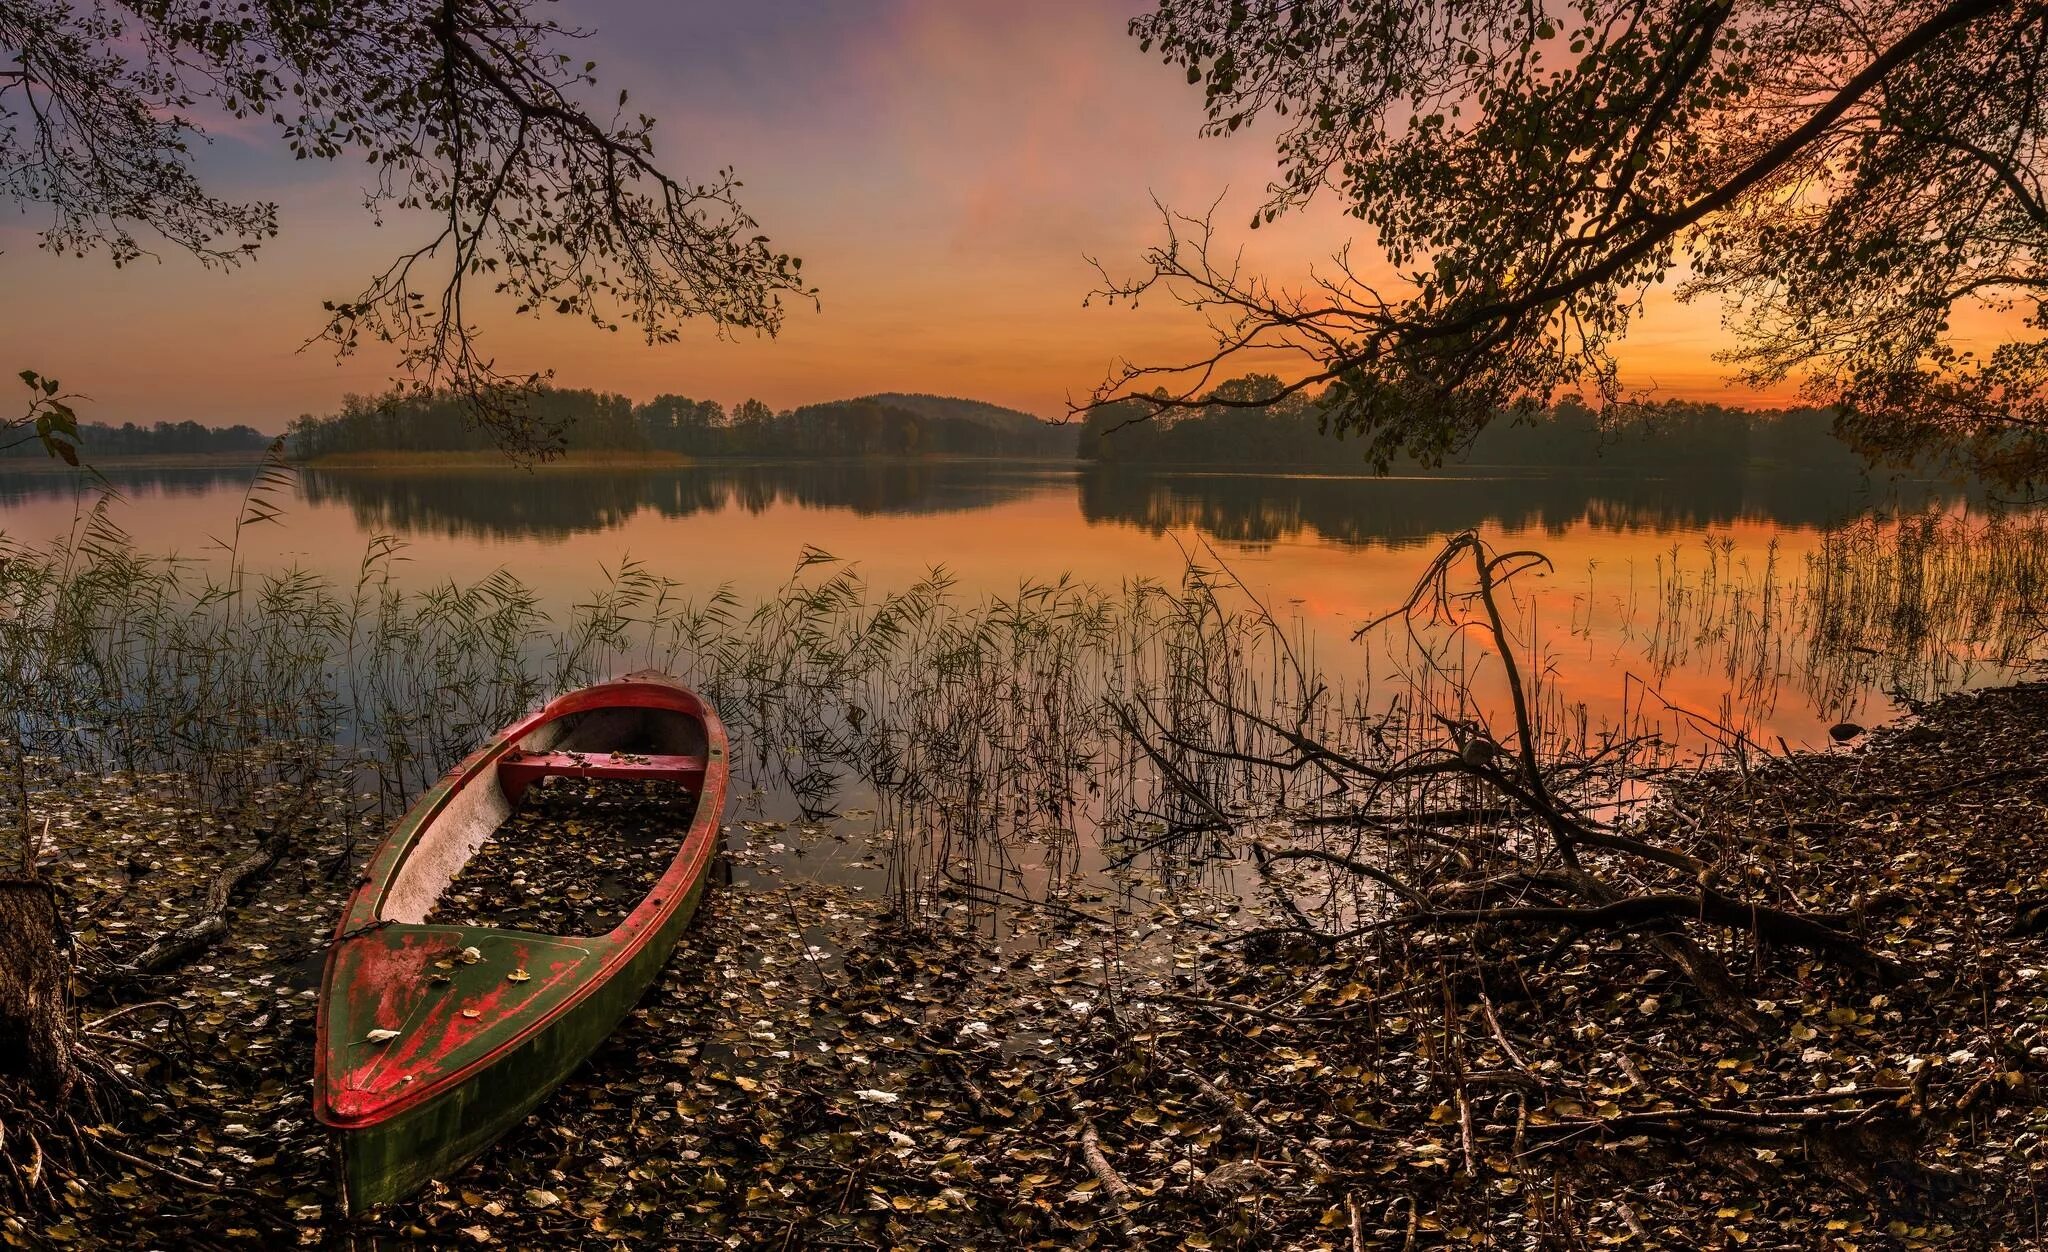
{"left": 0, "top": 0, "right": 1852, "bottom": 430}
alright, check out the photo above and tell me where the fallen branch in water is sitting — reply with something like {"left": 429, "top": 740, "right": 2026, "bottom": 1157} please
{"left": 1384, "top": 889, "right": 1909, "bottom": 980}
{"left": 120, "top": 783, "right": 317, "bottom": 978}
{"left": 1129, "top": 531, "right": 1905, "bottom": 1027}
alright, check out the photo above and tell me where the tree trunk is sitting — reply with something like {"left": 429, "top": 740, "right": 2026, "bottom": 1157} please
{"left": 0, "top": 878, "right": 75, "bottom": 1098}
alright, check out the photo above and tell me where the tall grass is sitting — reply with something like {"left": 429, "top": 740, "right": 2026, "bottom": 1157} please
{"left": 2, "top": 493, "right": 2042, "bottom": 927}
{"left": 1608, "top": 505, "right": 2048, "bottom": 736}
{"left": 1807, "top": 507, "right": 2048, "bottom": 706}
{"left": 0, "top": 494, "right": 1325, "bottom": 923}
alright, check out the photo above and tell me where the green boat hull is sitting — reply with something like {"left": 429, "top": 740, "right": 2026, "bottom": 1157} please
{"left": 335, "top": 869, "right": 709, "bottom": 1212}
{"left": 315, "top": 673, "right": 729, "bottom": 1213}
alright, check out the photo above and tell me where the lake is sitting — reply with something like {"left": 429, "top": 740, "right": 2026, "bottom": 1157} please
{"left": 0, "top": 455, "right": 2031, "bottom": 757}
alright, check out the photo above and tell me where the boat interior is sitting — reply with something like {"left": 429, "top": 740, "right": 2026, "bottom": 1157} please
{"left": 381, "top": 704, "right": 710, "bottom": 925}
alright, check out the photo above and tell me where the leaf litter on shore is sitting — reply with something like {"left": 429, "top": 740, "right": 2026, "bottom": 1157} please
{"left": 20, "top": 683, "right": 2048, "bottom": 1249}
{"left": 423, "top": 777, "right": 700, "bottom": 934}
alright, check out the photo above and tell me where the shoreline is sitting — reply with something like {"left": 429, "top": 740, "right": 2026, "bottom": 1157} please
{"left": 25, "top": 676, "right": 2048, "bottom": 1245}
{"left": 0, "top": 450, "right": 1979, "bottom": 493}
{"left": 299, "top": 449, "right": 696, "bottom": 469}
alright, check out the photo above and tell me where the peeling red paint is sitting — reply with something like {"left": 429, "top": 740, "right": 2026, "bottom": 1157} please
{"left": 324, "top": 930, "right": 601, "bottom": 1122}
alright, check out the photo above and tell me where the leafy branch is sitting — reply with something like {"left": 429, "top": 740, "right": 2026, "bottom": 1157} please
{"left": 5, "top": 369, "right": 80, "bottom": 464}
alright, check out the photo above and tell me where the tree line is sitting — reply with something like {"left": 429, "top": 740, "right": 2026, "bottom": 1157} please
{"left": 1077, "top": 375, "right": 1875, "bottom": 476}
{"left": 0, "top": 419, "right": 271, "bottom": 460}
{"left": 285, "top": 388, "right": 1077, "bottom": 460}
{"left": 7, "top": 380, "right": 1882, "bottom": 477}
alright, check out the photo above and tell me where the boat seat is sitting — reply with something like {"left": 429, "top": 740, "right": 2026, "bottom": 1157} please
{"left": 498, "top": 750, "right": 708, "bottom": 803}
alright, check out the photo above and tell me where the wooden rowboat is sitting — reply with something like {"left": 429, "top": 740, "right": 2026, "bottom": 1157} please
{"left": 314, "top": 672, "right": 729, "bottom": 1212}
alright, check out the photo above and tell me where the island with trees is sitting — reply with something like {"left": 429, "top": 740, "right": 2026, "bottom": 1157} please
{"left": 281, "top": 388, "right": 1079, "bottom": 462}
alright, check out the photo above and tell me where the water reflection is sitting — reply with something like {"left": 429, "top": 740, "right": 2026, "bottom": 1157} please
{"left": 0, "top": 463, "right": 264, "bottom": 509}
{"left": 0, "top": 456, "right": 1973, "bottom": 546}
{"left": 0, "top": 455, "right": 2037, "bottom": 761}
{"left": 297, "top": 461, "right": 1070, "bottom": 541}
{"left": 1079, "top": 465, "right": 1974, "bottom": 549}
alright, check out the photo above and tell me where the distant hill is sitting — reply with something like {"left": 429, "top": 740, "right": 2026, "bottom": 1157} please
{"left": 780, "top": 394, "right": 1076, "bottom": 457}
{"left": 857, "top": 393, "right": 1066, "bottom": 438}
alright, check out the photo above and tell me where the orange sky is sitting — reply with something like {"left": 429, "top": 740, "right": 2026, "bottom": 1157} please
{"left": 0, "top": 1, "right": 2005, "bottom": 430}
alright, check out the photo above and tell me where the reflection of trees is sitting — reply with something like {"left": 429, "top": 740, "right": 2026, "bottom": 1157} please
{"left": 1079, "top": 465, "right": 1977, "bottom": 549}
{"left": 4, "top": 459, "right": 1986, "bottom": 553}
{"left": 297, "top": 462, "right": 1059, "bottom": 541}
{"left": 0, "top": 465, "right": 263, "bottom": 509}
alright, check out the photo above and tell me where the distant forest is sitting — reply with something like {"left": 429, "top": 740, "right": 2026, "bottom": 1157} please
{"left": 286, "top": 389, "right": 1078, "bottom": 460}
{"left": 8, "top": 379, "right": 1885, "bottom": 480}
{"left": 1077, "top": 375, "right": 1867, "bottom": 475}
{"left": 0, "top": 420, "right": 270, "bottom": 460}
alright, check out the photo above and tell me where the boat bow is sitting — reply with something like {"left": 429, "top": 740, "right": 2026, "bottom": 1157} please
{"left": 319, "top": 923, "right": 606, "bottom": 1128}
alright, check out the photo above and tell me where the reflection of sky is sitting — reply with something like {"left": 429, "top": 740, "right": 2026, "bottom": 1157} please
{"left": 11, "top": 1, "right": 2003, "bottom": 429}
{"left": 1, "top": 465, "right": 2011, "bottom": 753}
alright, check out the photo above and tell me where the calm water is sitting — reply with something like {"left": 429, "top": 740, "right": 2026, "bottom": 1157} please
{"left": 0, "top": 456, "right": 2018, "bottom": 750}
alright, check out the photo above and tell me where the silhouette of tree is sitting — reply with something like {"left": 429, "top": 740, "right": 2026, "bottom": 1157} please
{"left": 1091, "top": 0, "right": 2048, "bottom": 484}
{"left": 2, "top": 0, "right": 812, "bottom": 458}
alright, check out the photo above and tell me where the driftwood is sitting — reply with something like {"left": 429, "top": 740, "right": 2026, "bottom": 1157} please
{"left": 1076, "top": 1115, "right": 1135, "bottom": 1240}
{"left": 1181, "top": 1063, "right": 1336, "bottom": 1177}
{"left": 123, "top": 786, "right": 315, "bottom": 976}
{"left": 1389, "top": 888, "right": 1908, "bottom": 978}
{"left": 1128, "top": 531, "right": 1902, "bottom": 1030}
{"left": 1252, "top": 843, "right": 1433, "bottom": 909}
{"left": 1849, "top": 766, "right": 2045, "bottom": 806}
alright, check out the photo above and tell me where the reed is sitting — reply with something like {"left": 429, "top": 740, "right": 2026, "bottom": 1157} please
{"left": 1614, "top": 505, "right": 2048, "bottom": 736}
{"left": 2, "top": 491, "right": 2043, "bottom": 935}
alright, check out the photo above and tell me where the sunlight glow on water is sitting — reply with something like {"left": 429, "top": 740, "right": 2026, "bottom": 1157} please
{"left": 0, "top": 458, "right": 2024, "bottom": 753}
